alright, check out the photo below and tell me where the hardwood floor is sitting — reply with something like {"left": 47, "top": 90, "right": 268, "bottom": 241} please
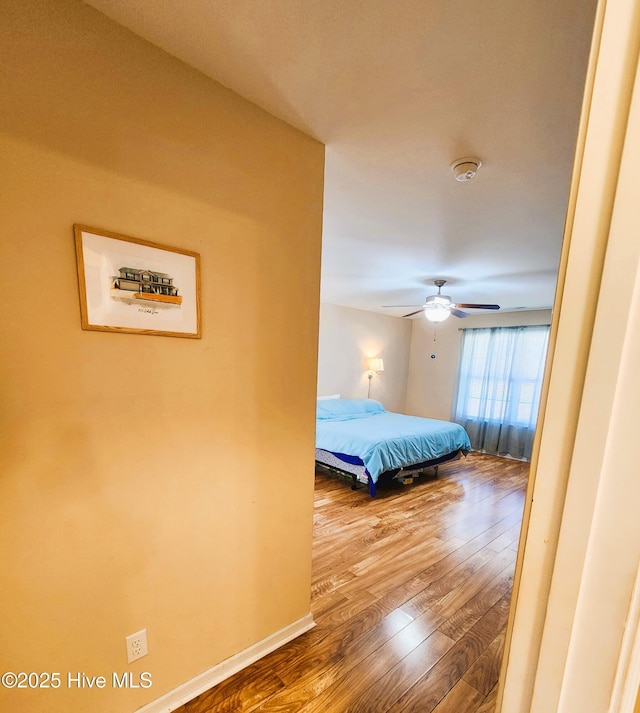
{"left": 178, "top": 452, "right": 528, "bottom": 713}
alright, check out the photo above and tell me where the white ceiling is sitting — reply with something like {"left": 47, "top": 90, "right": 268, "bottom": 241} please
{"left": 84, "top": 0, "right": 597, "bottom": 316}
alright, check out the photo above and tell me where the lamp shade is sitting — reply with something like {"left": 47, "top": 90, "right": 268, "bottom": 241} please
{"left": 425, "top": 305, "right": 450, "bottom": 323}
{"left": 367, "top": 358, "right": 384, "bottom": 373}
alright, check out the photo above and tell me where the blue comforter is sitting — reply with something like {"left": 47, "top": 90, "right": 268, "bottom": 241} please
{"left": 316, "top": 399, "right": 471, "bottom": 489}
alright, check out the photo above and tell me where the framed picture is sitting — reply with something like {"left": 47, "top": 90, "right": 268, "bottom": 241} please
{"left": 74, "top": 225, "right": 201, "bottom": 338}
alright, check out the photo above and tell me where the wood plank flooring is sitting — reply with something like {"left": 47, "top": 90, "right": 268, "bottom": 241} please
{"left": 178, "top": 452, "right": 528, "bottom": 713}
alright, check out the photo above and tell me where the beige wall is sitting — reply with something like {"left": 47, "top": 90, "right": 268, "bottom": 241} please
{"left": 317, "top": 302, "right": 412, "bottom": 412}
{"left": 406, "top": 309, "right": 552, "bottom": 420}
{"left": 0, "top": 2, "right": 324, "bottom": 713}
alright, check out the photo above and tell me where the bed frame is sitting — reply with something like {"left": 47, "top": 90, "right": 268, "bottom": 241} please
{"left": 315, "top": 448, "right": 463, "bottom": 491}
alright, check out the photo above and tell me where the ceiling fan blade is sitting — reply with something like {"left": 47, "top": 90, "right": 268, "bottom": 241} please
{"left": 401, "top": 307, "right": 427, "bottom": 318}
{"left": 382, "top": 304, "right": 423, "bottom": 308}
{"left": 455, "top": 303, "right": 500, "bottom": 310}
{"left": 450, "top": 308, "right": 470, "bottom": 318}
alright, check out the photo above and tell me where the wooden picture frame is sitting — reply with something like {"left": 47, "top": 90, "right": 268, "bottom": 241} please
{"left": 74, "top": 225, "right": 201, "bottom": 338}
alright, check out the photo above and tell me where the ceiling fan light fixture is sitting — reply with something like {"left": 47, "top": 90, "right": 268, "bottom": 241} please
{"left": 425, "top": 305, "right": 450, "bottom": 323}
{"left": 451, "top": 157, "right": 482, "bottom": 182}
{"left": 426, "top": 294, "right": 451, "bottom": 306}
{"left": 390, "top": 279, "right": 500, "bottom": 319}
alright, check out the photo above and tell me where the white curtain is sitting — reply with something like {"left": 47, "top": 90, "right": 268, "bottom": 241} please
{"left": 454, "top": 325, "right": 550, "bottom": 460}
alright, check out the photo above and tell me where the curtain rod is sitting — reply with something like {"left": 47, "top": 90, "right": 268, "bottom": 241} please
{"left": 458, "top": 323, "right": 551, "bottom": 331}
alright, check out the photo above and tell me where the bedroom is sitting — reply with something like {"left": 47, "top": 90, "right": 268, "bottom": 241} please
{"left": 314, "top": 304, "right": 551, "bottom": 492}
{"left": 2, "top": 2, "right": 640, "bottom": 713}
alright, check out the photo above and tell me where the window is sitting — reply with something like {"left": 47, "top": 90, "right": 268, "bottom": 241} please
{"left": 454, "top": 325, "right": 550, "bottom": 460}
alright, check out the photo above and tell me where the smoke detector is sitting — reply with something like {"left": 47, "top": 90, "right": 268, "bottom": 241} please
{"left": 451, "top": 157, "right": 482, "bottom": 182}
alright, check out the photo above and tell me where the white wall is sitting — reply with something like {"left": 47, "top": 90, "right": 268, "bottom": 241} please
{"left": 317, "top": 302, "right": 412, "bottom": 412}
{"left": 406, "top": 309, "right": 553, "bottom": 420}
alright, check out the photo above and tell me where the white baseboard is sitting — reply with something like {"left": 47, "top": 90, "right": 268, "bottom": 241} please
{"left": 134, "top": 613, "right": 315, "bottom": 713}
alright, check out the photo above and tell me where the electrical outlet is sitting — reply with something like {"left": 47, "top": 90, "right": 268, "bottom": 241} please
{"left": 125, "top": 629, "right": 148, "bottom": 663}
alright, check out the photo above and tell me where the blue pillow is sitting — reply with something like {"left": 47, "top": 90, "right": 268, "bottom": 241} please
{"left": 316, "top": 398, "right": 386, "bottom": 421}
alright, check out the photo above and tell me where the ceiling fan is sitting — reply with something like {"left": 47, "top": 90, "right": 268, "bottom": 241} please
{"left": 385, "top": 280, "right": 500, "bottom": 322}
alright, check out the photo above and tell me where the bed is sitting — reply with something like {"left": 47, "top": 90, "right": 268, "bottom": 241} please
{"left": 315, "top": 398, "right": 471, "bottom": 496}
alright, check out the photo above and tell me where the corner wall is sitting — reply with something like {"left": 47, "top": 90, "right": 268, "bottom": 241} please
{"left": 0, "top": 2, "right": 324, "bottom": 712}
{"left": 317, "top": 303, "right": 412, "bottom": 411}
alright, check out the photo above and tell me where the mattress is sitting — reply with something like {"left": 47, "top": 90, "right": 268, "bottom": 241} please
{"left": 315, "top": 398, "right": 471, "bottom": 496}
